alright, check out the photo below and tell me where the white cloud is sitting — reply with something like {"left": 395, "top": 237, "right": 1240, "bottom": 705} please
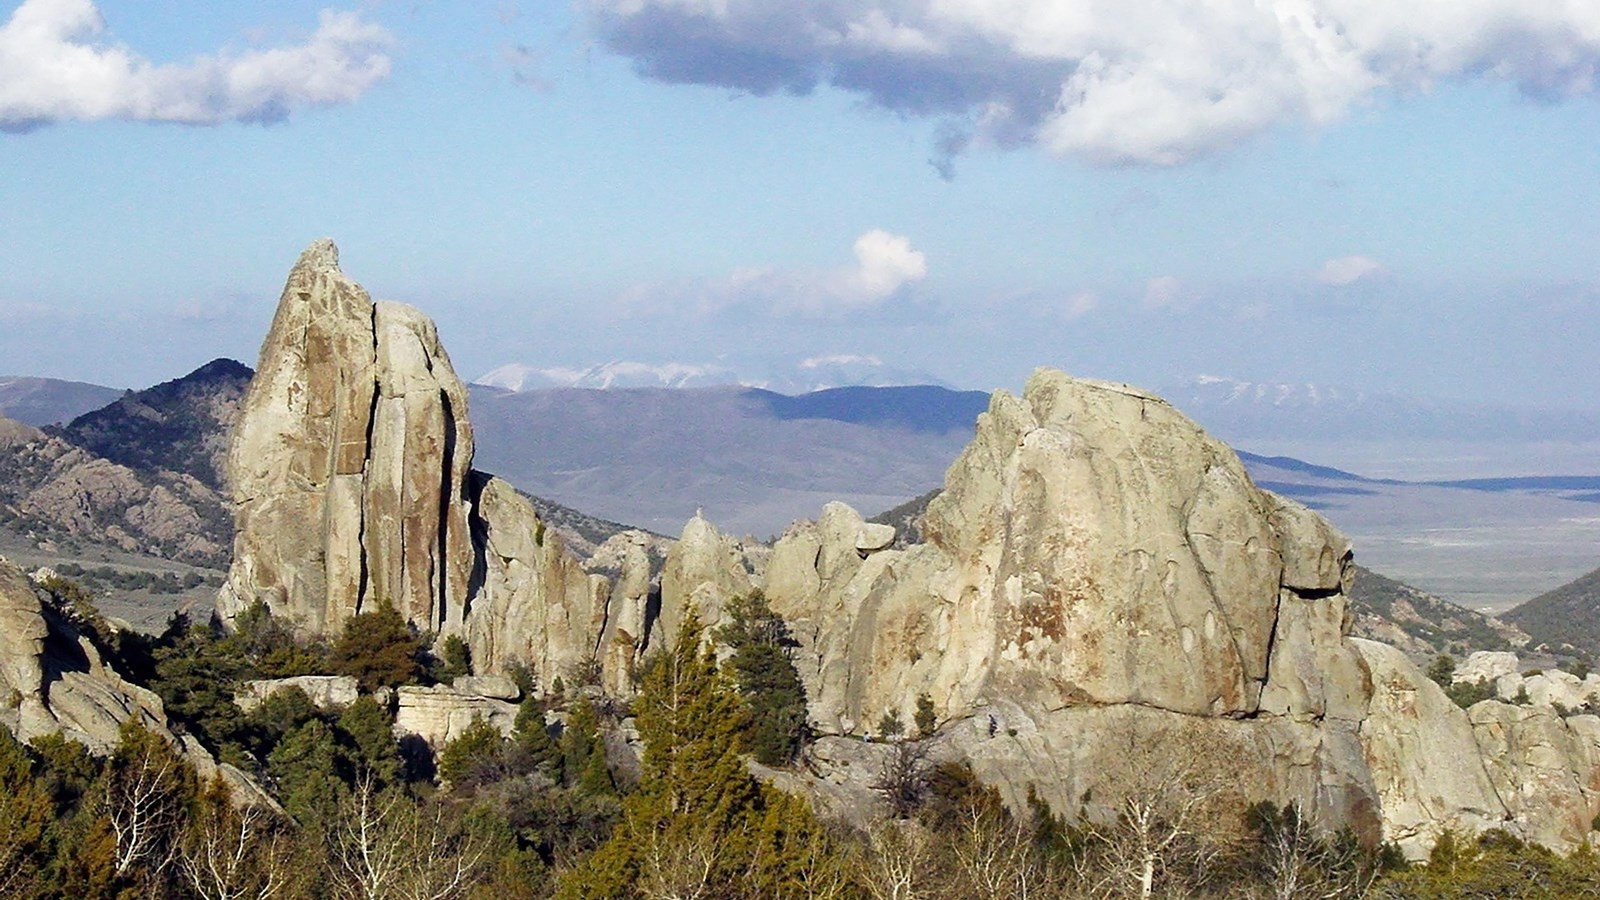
{"left": 800, "top": 353, "right": 883, "bottom": 369}
{"left": 584, "top": 0, "right": 1600, "bottom": 166}
{"left": 1062, "top": 290, "right": 1098, "bottom": 320}
{"left": 1143, "top": 275, "right": 1184, "bottom": 310}
{"left": 0, "top": 0, "right": 392, "bottom": 132}
{"left": 1316, "top": 255, "right": 1385, "bottom": 286}
{"left": 849, "top": 229, "right": 928, "bottom": 300}
{"left": 623, "top": 230, "right": 929, "bottom": 318}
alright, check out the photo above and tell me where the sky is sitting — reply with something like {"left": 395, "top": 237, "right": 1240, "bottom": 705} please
{"left": 2, "top": 0, "right": 1600, "bottom": 409}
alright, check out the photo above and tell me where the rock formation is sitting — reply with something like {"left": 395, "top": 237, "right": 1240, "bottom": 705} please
{"left": 214, "top": 243, "right": 1600, "bottom": 857}
{"left": 664, "top": 371, "right": 1600, "bottom": 856}
{"left": 219, "top": 241, "right": 613, "bottom": 690}
{"left": 0, "top": 557, "right": 269, "bottom": 804}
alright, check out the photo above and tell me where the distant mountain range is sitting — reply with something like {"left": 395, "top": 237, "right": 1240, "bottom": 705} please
{"left": 0, "top": 375, "right": 124, "bottom": 427}
{"left": 1162, "top": 374, "right": 1600, "bottom": 444}
{"left": 475, "top": 356, "right": 951, "bottom": 395}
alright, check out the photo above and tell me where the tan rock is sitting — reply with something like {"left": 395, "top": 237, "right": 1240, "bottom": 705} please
{"left": 1470, "top": 702, "right": 1600, "bottom": 850}
{"left": 393, "top": 684, "right": 519, "bottom": 746}
{"left": 1349, "top": 639, "right": 1509, "bottom": 857}
{"left": 234, "top": 675, "right": 360, "bottom": 713}
{"left": 220, "top": 242, "right": 627, "bottom": 695}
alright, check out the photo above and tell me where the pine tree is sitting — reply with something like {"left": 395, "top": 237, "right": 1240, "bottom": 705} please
{"left": 717, "top": 591, "right": 810, "bottom": 766}
{"left": 337, "top": 695, "right": 402, "bottom": 788}
{"left": 330, "top": 602, "right": 425, "bottom": 692}
{"left": 0, "top": 728, "right": 54, "bottom": 898}
{"left": 558, "top": 608, "right": 840, "bottom": 899}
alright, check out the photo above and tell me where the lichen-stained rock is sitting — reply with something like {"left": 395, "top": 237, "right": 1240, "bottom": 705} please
{"left": 1470, "top": 702, "right": 1600, "bottom": 850}
{"left": 221, "top": 240, "right": 474, "bottom": 636}
{"left": 1350, "top": 638, "right": 1509, "bottom": 856}
{"left": 754, "top": 371, "right": 1306, "bottom": 730}
{"left": 393, "top": 683, "right": 519, "bottom": 746}
{"left": 219, "top": 242, "right": 622, "bottom": 692}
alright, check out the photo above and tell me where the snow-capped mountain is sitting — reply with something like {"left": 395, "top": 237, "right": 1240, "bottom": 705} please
{"left": 475, "top": 361, "right": 739, "bottom": 391}
{"left": 1163, "top": 374, "right": 1600, "bottom": 443}
{"left": 474, "top": 356, "right": 950, "bottom": 395}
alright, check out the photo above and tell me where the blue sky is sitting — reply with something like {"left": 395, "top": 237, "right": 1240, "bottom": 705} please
{"left": 2, "top": 0, "right": 1599, "bottom": 408}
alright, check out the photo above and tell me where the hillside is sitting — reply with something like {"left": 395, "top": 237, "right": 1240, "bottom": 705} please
{"left": 49, "top": 357, "right": 252, "bottom": 491}
{"left": 1346, "top": 564, "right": 1527, "bottom": 661}
{"left": 0, "top": 375, "right": 123, "bottom": 427}
{"left": 1503, "top": 565, "right": 1600, "bottom": 658}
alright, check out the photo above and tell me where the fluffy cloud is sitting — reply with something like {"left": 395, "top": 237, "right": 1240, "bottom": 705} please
{"left": 1316, "top": 255, "right": 1385, "bottom": 286}
{"left": 620, "top": 229, "right": 928, "bottom": 318}
{"left": 582, "top": 0, "right": 1600, "bottom": 166}
{"left": 0, "top": 0, "right": 392, "bottom": 132}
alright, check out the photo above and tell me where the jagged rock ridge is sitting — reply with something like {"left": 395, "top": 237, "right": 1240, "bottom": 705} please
{"left": 218, "top": 241, "right": 644, "bottom": 691}
{"left": 214, "top": 242, "right": 1600, "bottom": 859}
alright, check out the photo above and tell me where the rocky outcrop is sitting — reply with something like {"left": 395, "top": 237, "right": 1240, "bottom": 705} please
{"left": 234, "top": 675, "right": 360, "bottom": 713}
{"left": 0, "top": 430, "right": 231, "bottom": 567}
{"left": 0, "top": 558, "right": 272, "bottom": 807}
{"left": 1468, "top": 703, "right": 1600, "bottom": 848}
{"left": 663, "top": 370, "right": 1599, "bottom": 856}
{"left": 394, "top": 683, "right": 519, "bottom": 746}
{"left": 219, "top": 242, "right": 625, "bottom": 693}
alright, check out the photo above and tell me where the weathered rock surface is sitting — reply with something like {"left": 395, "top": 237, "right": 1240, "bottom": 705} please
{"left": 1455, "top": 651, "right": 1521, "bottom": 685}
{"left": 393, "top": 683, "right": 519, "bottom": 746}
{"left": 666, "top": 369, "right": 1600, "bottom": 856}
{"left": 1469, "top": 702, "right": 1600, "bottom": 849}
{"left": 234, "top": 675, "right": 360, "bottom": 713}
{"left": 1349, "top": 639, "right": 1509, "bottom": 852}
{"left": 0, "top": 558, "right": 273, "bottom": 806}
{"left": 219, "top": 242, "right": 628, "bottom": 693}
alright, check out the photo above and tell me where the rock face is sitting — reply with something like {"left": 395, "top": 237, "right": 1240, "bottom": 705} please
{"left": 234, "top": 675, "right": 360, "bottom": 713}
{"left": 0, "top": 557, "right": 275, "bottom": 808}
{"left": 213, "top": 246, "right": 1600, "bottom": 857}
{"left": 666, "top": 370, "right": 1600, "bottom": 856}
{"left": 219, "top": 242, "right": 617, "bottom": 692}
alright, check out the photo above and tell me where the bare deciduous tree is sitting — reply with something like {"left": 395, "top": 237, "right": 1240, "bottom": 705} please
{"left": 329, "top": 775, "right": 491, "bottom": 900}
{"left": 178, "top": 793, "right": 292, "bottom": 900}
{"left": 104, "top": 735, "right": 187, "bottom": 881}
{"left": 1083, "top": 717, "right": 1247, "bottom": 899}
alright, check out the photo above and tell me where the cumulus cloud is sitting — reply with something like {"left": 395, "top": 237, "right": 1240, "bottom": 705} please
{"left": 623, "top": 229, "right": 929, "bottom": 318}
{"left": 1316, "top": 255, "right": 1385, "bottom": 286}
{"left": 0, "top": 0, "right": 392, "bottom": 132}
{"left": 582, "top": 0, "right": 1600, "bottom": 166}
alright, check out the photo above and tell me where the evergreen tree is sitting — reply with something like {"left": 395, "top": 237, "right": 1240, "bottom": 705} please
{"left": 559, "top": 608, "right": 838, "bottom": 899}
{"left": 0, "top": 728, "right": 54, "bottom": 898}
{"left": 337, "top": 695, "right": 402, "bottom": 788}
{"left": 717, "top": 591, "right": 810, "bottom": 766}
{"left": 559, "top": 697, "right": 614, "bottom": 797}
{"left": 330, "top": 602, "right": 426, "bottom": 692}
{"left": 440, "top": 716, "right": 507, "bottom": 788}
{"left": 513, "top": 693, "right": 558, "bottom": 775}
{"left": 267, "top": 719, "right": 345, "bottom": 826}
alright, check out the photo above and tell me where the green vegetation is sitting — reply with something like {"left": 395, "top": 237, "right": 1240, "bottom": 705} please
{"left": 1504, "top": 564, "right": 1600, "bottom": 660}
{"left": 716, "top": 591, "right": 810, "bottom": 766}
{"left": 12, "top": 586, "right": 1600, "bottom": 898}
{"left": 1349, "top": 564, "right": 1519, "bottom": 658}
